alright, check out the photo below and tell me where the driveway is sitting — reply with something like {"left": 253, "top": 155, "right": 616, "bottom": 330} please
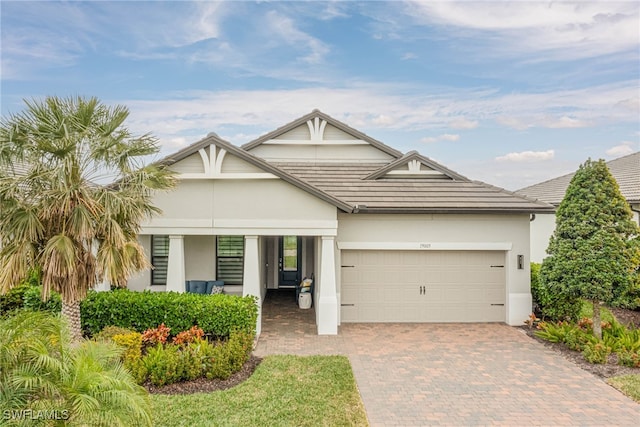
{"left": 255, "top": 315, "right": 639, "bottom": 426}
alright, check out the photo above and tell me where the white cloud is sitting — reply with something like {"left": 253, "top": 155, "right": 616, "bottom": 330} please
{"left": 402, "top": 52, "right": 417, "bottom": 60}
{"left": 606, "top": 141, "right": 636, "bottom": 157}
{"left": 117, "top": 80, "right": 639, "bottom": 150}
{"left": 420, "top": 133, "right": 459, "bottom": 143}
{"left": 420, "top": 137, "right": 437, "bottom": 143}
{"left": 496, "top": 116, "right": 532, "bottom": 131}
{"left": 440, "top": 133, "right": 460, "bottom": 142}
{"left": 372, "top": 114, "right": 395, "bottom": 126}
{"left": 407, "top": 1, "right": 640, "bottom": 60}
{"left": 265, "top": 11, "right": 330, "bottom": 64}
{"left": 543, "top": 116, "right": 589, "bottom": 129}
{"left": 495, "top": 150, "right": 555, "bottom": 163}
{"left": 449, "top": 118, "right": 479, "bottom": 129}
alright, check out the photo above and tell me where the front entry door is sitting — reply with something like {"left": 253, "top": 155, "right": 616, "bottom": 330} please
{"left": 279, "top": 236, "right": 302, "bottom": 288}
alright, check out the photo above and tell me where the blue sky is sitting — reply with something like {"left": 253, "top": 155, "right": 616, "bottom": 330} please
{"left": 1, "top": 1, "right": 639, "bottom": 190}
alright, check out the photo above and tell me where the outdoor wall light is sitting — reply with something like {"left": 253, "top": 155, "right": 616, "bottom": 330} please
{"left": 517, "top": 255, "right": 524, "bottom": 270}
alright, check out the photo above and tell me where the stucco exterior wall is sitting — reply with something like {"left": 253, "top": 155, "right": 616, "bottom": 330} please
{"left": 184, "top": 235, "right": 216, "bottom": 280}
{"left": 142, "top": 178, "right": 337, "bottom": 236}
{"left": 530, "top": 213, "right": 556, "bottom": 263}
{"left": 530, "top": 208, "right": 639, "bottom": 264}
{"left": 336, "top": 213, "right": 532, "bottom": 325}
{"left": 128, "top": 235, "right": 151, "bottom": 291}
{"left": 248, "top": 144, "right": 394, "bottom": 162}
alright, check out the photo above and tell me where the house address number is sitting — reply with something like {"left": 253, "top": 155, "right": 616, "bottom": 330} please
{"left": 419, "top": 243, "right": 431, "bottom": 249}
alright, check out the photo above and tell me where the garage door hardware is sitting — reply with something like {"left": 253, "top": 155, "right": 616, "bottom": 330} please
{"left": 341, "top": 303, "right": 355, "bottom": 307}
{"left": 491, "top": 303, "right": 505, "bottom": 306}
{"left": 490, "top": 265, "right": 505, "bottom": 268}
{"left": 341, "top": 265, "right": 355, "bottom": 268}
{"left": 419, "top": 285, "right": 426, "bottom": 295}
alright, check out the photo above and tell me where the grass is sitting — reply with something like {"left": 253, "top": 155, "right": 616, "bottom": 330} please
{"left": 578, "top": 300, "right": 616, "bottom": 323}
{"left": 150, "top": 355, "right": 369, "bottom": 427}
{"left": 608, "top": 375, "right": 640, "bottom": 403}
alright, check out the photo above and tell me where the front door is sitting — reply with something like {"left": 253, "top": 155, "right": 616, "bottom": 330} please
{"left": 279, "top": 236, "right": 302, "bottom": 288}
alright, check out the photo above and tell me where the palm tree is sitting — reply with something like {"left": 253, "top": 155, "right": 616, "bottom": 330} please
{"left": 0, "top": 310, "right": 153, "bottom": 426}
{"left": 0, "top": 96, "right": 175, "bottom": 340}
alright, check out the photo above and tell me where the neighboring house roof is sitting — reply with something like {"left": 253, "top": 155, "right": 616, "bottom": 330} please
{"left": 516, "top": 152, "right": 640, "bottom": 205}
{"left": 156, "top": 110, "right": 554, "bottom": 214}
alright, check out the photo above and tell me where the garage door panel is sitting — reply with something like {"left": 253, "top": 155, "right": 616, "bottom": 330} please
{"left": 341, "top": 250, "right": 506, "bottom": 323}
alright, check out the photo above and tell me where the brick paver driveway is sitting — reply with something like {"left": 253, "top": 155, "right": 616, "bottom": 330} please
{"left": 255, "top": 293, "right": 639, "bottom": 426}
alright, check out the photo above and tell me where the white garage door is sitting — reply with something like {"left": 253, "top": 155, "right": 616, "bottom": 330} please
{"left": 341, "top": 250, "right": 506, "bottom": 323}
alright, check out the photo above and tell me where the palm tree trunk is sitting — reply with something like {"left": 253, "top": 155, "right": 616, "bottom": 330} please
{"left": 592, "top": 300, "right": 602, "bottom": 340}
{"left": 62, "top": 300, "right": 83, "bottom": 342}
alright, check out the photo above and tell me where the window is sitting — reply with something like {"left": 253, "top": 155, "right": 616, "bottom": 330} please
{"left": 151, "top": 235, "right": 169, "bottom": 286}
{"left": 217, "top": 236, "right": 244, "bottom": 285}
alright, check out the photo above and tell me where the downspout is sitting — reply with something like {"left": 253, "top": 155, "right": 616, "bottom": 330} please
{"left": 530, "top": 214, "right": 536, "bottom": 222}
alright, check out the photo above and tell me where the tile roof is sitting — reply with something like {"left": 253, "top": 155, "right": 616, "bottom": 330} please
{"left": 273, "top": 162, "right": 554, "bottom": 214}
{"left": 155, "top": 110, "right": 555, "bottom": 214}
{"left": 516, "top": 152, "right": 640, "bottom": 205}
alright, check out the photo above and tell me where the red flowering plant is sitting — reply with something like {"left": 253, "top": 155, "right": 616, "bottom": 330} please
{"left": 141, "top": 323, "right": 171, "bottom": 346}
{"left": 172, "top": 326, "right": 205, "bottom": 345}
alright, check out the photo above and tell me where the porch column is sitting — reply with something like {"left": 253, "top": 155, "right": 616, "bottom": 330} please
{"left": 318, "top": 236, "right": 338, "bottom": 335}
{"left": 243, "top": 235, "right": 262, "bottom": 335}
{"left": 166, "top": 235, "right": 185, "bottom": 293}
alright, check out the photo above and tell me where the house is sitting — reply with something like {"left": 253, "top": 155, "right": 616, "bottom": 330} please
{"left": 124, "top": 110, "right": 554, "bottom": 335}
{"left": 517, "top": 152, "right": 640, "bottom": 263}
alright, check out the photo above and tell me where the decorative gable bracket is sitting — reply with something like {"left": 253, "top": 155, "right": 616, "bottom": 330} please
{"left": 364, "top": 151, "right": 469, "bottom": 181}
{"left": 178, "top": 144, "right": 277, "bottom": 180}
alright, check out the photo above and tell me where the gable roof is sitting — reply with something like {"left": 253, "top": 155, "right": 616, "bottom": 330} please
{"left": 157, "top": 133, "right": 353, "bottom": 212}
{"left": 154, "top": 111, "right": 554, "bottom": 214}
{"left": 516, "top": 152, "right": 640, "bottom": 205}
{"left": 241, "top": 109, "right": 403, "bottom": 158}
{"left": 364, "top": 151, "right": 469, "bottom": 181}
{"left": 272, "top": 162, "right": 553, "bottom": 214}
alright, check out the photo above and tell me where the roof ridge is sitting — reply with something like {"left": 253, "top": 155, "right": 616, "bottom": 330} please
{"left": 240, "top": 110, "right": 403, "bottom": 158}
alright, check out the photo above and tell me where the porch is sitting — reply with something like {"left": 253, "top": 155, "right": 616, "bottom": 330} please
{"left": 126, "top": 234, "right": 339, "bottom": 336}
{"left": 256, "top": 289, "right": 347, "bottom": 354}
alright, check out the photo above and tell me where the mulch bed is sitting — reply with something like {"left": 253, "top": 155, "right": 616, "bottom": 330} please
{"left": 522, "top": 306, "right": 640, "bottom": 379}
{"left": 145, "top": 355, "right": 262, "bottom": 395}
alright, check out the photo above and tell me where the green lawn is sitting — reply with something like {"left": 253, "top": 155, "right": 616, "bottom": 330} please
{"left": 150, "top": 355, "right": 369, "bottom": 427}
{"left": 608, "top": 374, "right": 640, "bottom": 403}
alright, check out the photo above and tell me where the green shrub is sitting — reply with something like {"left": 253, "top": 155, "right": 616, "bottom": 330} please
{"left": 0, "top": 283, "right": 30, "bottom": 314}
{"left": 22, "top": 285, "right": 61, "bottom": 313}
{"left": 531, "top": 263, "right": 581, "bottom": 321}
{"left": 564, "top": 328, "right": 595, "bottom": 352}
{"left": 204, "top": 342, "right": 234, "bottom": 380}
{"left": 142, "top": 344, "right": 182, "bottom": 386}
{"left": 617, "top": 350, "right": 640, "bottom": 368}
{"left": 113, "top": 332, "right": 143, "bottom": 362}
{"left": 178, "top": 340, "right": 207, "bottom": 381}
{"left": 81, "top": 289, "right": 258, "bottom": 338}
{"left": 582, "top": 342, "right": 611, "bottom": 364}
{"left": 611, "top": 270, "right": 640, "bottom": 310}
{"left": 94, "top": 325, "right": 137, "bottom": 342}
{"left": 0, "top": 311, "right": 152, "bottom": 426}
{"left": 535, "top": 322, "right": 574, "bottom": 343}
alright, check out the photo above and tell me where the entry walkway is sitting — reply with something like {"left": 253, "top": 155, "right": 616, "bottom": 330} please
{"left": 255, "top": 292, "right": 639, "bottom": 426}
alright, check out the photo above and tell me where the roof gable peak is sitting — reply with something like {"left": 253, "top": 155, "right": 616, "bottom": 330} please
{"left": 365, "top": 151, "right": 470, "bottom": 181}
{"left": 241, "top": 110, "right": 402, "bottom": 158}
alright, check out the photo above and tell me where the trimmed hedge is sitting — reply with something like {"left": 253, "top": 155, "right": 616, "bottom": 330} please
{"left": 81, "top": 289, "right": 258, "bottom": 338}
